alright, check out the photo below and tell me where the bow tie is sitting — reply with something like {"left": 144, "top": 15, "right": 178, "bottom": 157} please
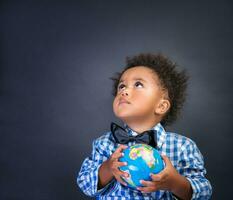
{"left": 111, "top": 122, "right": 157, "bottom": 148}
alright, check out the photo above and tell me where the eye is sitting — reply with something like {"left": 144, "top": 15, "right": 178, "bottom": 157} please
{"left": 118, "top": 83, "right": 126, "bottom": 91}
{"left": 135, "top": 81, "right": 143, "bottom": 88}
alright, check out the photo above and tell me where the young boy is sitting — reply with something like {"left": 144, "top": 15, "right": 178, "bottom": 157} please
{"left": 77, "top": 53, "right": 212, "bottom": 199}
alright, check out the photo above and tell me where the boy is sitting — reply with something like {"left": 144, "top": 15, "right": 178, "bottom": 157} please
{"left": 77, "top": 53, "right": 212, "bottom": 199}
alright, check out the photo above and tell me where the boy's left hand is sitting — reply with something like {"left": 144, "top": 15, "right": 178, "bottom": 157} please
{"left": 137, "top": 154, "right": 180, "bottom": 193}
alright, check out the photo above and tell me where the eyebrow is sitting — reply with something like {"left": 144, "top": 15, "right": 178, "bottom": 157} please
{"left": 119, "top": 78, "right": 147, "bottom": 84}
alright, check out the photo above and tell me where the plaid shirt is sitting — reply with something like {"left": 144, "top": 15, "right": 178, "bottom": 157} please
{"left": 77, "top": 123, "right": 212, "bottom": 199}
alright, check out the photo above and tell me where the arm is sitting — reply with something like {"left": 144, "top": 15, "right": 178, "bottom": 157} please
{"left": 138, "top": 154, "right": 193, "bottom": 199}
{"left": 178, "top": 139, "right": 212, "bottom": 200}
{"left": 98, "top": 145, "right": 128, "bottom": 189}
{"left": 77, "top": 136, "right": 128, "bottom": 197}
{"left": 138, "top": 139, "right": 212, "bottom": 200}
{"left": 77, "top": 139, "right": 109, "bottom": 197}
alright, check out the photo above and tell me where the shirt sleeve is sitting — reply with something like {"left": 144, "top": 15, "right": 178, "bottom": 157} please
{"left": 77, "top": 136, "right": 115, "bottom": 197}
{"left": 178, "top": 138, "right": 212, "bottom": 200}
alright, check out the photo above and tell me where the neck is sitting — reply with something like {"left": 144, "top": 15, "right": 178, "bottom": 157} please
{"left": 123, "top": 118, "right": 161, "bottom": 134}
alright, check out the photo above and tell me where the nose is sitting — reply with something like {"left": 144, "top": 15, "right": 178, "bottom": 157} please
{"left": 121, "top": 89, "right": 129, "bottom": 96}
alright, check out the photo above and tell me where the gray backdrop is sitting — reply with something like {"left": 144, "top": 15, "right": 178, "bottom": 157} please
{"left": 1, "top": 1, "right": 233, "bottom": 199}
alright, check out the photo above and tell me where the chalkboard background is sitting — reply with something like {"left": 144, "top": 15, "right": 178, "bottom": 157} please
{"left": 1, "top": 1, "right": 233, "bottom": 199}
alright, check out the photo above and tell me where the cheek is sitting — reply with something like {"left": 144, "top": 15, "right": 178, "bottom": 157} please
{"left": 134, "top": 92, "right": 158, "bottom": 107}
{"left": 112, "top": 97, "right": 118, "bottom": 110}
{"left": 134, "top": 92, "right": 152, "bottom": 101}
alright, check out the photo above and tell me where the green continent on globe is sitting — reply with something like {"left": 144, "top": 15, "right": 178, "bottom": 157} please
{"left": 129, "top": 144, "right": 155, "bottom": 168}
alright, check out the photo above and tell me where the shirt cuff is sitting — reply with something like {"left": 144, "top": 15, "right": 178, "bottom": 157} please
{"left": 186, "top": 177, "right": 199, "bottom": 200}
{"left": 171, "top": 194, "right": 180, "bottom": 200}
{"left": 171, "top": 177, "right": 196, "bottom": 200}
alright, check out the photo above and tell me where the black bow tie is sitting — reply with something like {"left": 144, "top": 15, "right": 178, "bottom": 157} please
{"left": 111, "top": 122, "right": 157, "bottom": 148}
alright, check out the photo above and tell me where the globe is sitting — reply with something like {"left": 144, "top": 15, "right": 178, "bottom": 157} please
{"left": 119, "top": 144, "right": 164, "bottom": 189}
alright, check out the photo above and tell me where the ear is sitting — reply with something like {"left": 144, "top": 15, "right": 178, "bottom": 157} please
{"left": 155, "top": 99, "right": 171, "bottom": 115}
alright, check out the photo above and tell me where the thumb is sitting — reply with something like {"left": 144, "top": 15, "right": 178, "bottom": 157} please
{"left": 161, "top": 154, "right": 172, "bottom": 166}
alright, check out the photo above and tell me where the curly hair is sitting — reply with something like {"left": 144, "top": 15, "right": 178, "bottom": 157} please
{"left": 110, "top": 53, "right": 189, "bottom": 126}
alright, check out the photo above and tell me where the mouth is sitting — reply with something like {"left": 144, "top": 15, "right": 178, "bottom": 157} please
{"left": 118, "top": 99, "right": 130, "bottom": 105}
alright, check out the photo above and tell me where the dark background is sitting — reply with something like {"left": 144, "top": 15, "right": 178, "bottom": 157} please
{"left": 1, "top": 1, "right": 233, "bottom": 199}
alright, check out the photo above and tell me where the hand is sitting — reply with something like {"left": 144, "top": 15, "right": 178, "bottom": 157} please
{"left": 137, "top": 154, "right": 180, "bottom": 193}
{"left": 106, "top": 144, "right": 129, "bottom": 186}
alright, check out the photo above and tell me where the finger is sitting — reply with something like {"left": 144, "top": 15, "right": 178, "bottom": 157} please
{"left": 115, "top": 161, "right": 127, "bottom": 167}
{"left": 137, "top": 186, "right": 156, "bottom": 193}
{"left": 140, "top": 180, "right": 155, "bottom": 187}
{"left": 161, "top": 154, "right": 171, "bottom": 166}
{"left": 115, "top": 176, "right": 127, "bottom": 186}
{"left": 115, "top": 145, "right": 128, "bottom": 153}
{"left": 112, "top": 167, "right": 129, "bottom": 178}
{"left": 111, "top": 151, "right": 123, "bottom": 159}
{"left": 112, "top": 145, "right": 128, "bottom": 159}
{"left": 150, "top": 173, "right": 162, "bottom": 182}
{"left": 113, "top": 161, "right": 128, "bottom": 177}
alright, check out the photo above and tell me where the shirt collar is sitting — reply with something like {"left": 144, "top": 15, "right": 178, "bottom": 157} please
{"left": 123, "top": 122, "right": 166, "bottom": 149}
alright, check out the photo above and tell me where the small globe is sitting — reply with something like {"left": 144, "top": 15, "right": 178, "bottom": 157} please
{"left": 119, "top": 144, "right": 164, "bottom": 189}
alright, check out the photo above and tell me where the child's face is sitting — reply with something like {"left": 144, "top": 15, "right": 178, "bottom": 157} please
{"left": 113, "top": 66, "right": 169, "bottom": 124}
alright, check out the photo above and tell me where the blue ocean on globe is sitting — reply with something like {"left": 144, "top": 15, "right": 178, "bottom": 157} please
{"left": 119, "top": 144, "right": 164, "bottom": 189}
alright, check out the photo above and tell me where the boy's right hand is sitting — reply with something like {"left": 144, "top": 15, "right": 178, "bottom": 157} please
{"left": 106, "top": 144, "right": 129, "bottom": 186}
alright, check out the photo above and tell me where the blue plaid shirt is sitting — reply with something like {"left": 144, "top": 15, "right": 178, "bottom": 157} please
{"left": 77, "top": 123, "right": 212, "bottom": 199}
